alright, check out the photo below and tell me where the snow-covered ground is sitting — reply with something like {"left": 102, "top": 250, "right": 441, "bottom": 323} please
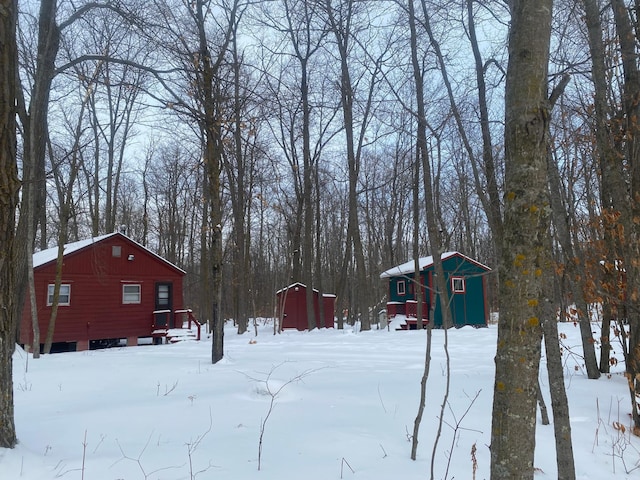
{"left": 1, "top": 318, "right": 638, "bottom": 479}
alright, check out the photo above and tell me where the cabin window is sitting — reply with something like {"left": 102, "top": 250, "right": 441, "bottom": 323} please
{"left": 47, "top": 284, "right": 70, "bottom": 306}
{"left": 451, "top": 277, "right": 465, "bottom": 294}
{"left": 112, "top": 245, "right": 122, "bottom": 257}
{"left": 397, "top": 279, "right": 406, "bottom": 296}
{"left": 123, "top": 284, "right": 141, "bottom": 304}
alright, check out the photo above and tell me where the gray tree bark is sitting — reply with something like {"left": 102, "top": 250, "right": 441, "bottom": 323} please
{"left": 0, "top": 0, "right": 20, "bottom": 449}
{"left": 542, "top": 299, "right": 576, "bottom": 479}
{"left": 546, "top": 72, "right": 601, "bottom": 380}
{"left": 581, "top": 0, "right": 626, "bottom": 375}
{"left": 323, "top": 0, "right": 373, "bottom": 331}
{"left": 611, "top": 0, "right": 640, "bottom": 433}
{"left": 406, "top": 0, "right": 429, "bottom": 457}
{"left": 14, "top": 0, "right": 60, "bottom": 348}
{"left": 407, "top": 0, "right": 453, "bottom": 462}
{"left": 191, "top": 0, "right": 231, "bottom": 363}
{"left": 490, "top": 1, "right": 553, "bottom": 478}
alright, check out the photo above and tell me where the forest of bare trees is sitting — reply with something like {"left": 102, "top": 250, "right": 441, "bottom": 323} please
{"left": 3, "top": 0, "right": 640, "bottom": 473}
{"left": 14, "top": 0, "right": 512, "bottom": 332}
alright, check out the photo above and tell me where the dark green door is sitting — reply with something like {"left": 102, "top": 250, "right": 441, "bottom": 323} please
{"left": 154, "top": 282, "right": 173, "bottom": 328}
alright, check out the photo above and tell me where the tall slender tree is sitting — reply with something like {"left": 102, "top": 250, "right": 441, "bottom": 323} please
{"left": 581, "top": 0, "right": 622, "bottom": 376}
{"left": 609, "top": 0, "right": 640, "bottom": 433}
{"left": 490, "top": 1, "right": 554, "bottom": 478}
{"left": 0, "top": 0, "right": 20, "bottom": 449}
{"left": 323, "top": 0, "right": 381, "bottom": 330}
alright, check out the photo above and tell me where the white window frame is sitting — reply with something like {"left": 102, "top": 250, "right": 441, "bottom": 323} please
{"left": 397, "top": 279, "right": 406, "bottom": 296}
{"left": 122, "top": 284, "right": 141, "bottom": 304}
{"left": 451, "top": 277, "right": 466, "bottom": 294}
{"left": 47, "top": 284, "right": 71, "bottom": 306}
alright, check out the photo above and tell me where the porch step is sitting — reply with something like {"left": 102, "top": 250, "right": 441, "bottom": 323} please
{"left": 396, "top": 319, "right": 428, "bottom": 330}
{"left": 166, "top": 328, "right": 198, "bottom": 343}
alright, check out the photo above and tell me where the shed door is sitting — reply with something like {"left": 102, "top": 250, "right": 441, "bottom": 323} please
{"left": 155, "top": 282, "right": 173, "bottom": 328}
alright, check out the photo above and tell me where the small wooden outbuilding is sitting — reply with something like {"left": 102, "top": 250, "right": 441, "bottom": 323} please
{"left": 20, "top": 232, "right": 190, "bottom": 351}
{"left": 276, "top": 283, "right": 336, "bottom": 330}
{"left": 380, "top": 252, "right": 491, "bottom": 328}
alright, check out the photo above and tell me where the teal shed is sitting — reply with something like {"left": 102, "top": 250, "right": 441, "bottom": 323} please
{"left": 380, "top": 252, "right": 491, "bottom": 328}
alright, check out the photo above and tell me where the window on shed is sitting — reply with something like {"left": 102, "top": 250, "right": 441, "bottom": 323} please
{"left": 451, "top": 277, "right": 466, "bottom": 294}
{"left": 112, "top": 245, "right": 122, "bottom": 257}
{"left": 397, "top": 279, "right": 406, "bottom": 296}
{"left": 123, "top": 284, "right": 141, "bottom": 304}
{"left": 47, "top": 284, "right": 71, "bottom": 306}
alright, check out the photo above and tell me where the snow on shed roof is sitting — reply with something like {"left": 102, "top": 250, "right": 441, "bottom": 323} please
{"left": 379, "top": 251, "right": 490, "bottom": 279}
{"left": 276, "top": 282, "right": 335, "bottom": 297}
{"left": 32, "top": 232, "right": 186, "bottom": 274}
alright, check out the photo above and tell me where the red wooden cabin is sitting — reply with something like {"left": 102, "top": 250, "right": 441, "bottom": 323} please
{"left": 20, "top": 232, "right": 188, "bottom": 352}
{"left": 276, "top": 283, "right": 335, "bottom": 330}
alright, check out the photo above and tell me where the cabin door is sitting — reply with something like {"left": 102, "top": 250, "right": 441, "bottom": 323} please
{"left": 155, "top": 282, "right": 173, "bottom": 328}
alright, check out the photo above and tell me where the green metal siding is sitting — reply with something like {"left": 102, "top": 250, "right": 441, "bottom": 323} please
{"left": 387, "top": 254, "right": 489, "bottom": 327}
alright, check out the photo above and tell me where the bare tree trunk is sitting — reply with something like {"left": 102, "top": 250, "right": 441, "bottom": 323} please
{"left": 535, "top": 381, "right": 550, "bottom": 426}
{"left": 406, "top": 0, "right": 453, "bottom": 461}
{"left": 581, "top": 0, "right": 626, "bottom": 375}
{"left": 190, "top": 0, "right": 234, "bottom": 363}
{"left": 546, "top": 73, "right": 600, "bottom": 379}
{"left": 417, "top": 2, "right": 452, "bottom": 331}
{"left": 44, "top": 78, "right": 90, "bottom": 354}
{"left": 227, "top": 29, "right": 249, "bottom": 335}
{"left": 314, "top": 160, "right": 326, "bottom": 328}
{"left": 301, "top": 57, "right": 317, "bottom": 331}
{"left": 406, "top": 0, "right": 425, "bottom": 456}
{"left": 465, "top": 0, "right": 503, "bottom": 256}
{"left": 323, "top": 0, "right": 378, "bottom": 331}
{"left": 542, "top": 298, "right": 576, "bottom": 479}
{"left": 14, "top": 0, "right": 60, "bottom": 348}
{"left": 490, "top": 1, "right": 553, "bottom": 478}
{"left": 611, "top": 0, "right": 640, "bottom": 432}
{"left": 28, "top": 246, "right": 39, "bottom": 357}
{"left": 0, "top": 0, "right": 20, "bottom": 448}
{"left": 200, "top": 168, "right": 211, "bottom": 329}
{"left": 413, "top": 147, "right": 423, "bottom": 330}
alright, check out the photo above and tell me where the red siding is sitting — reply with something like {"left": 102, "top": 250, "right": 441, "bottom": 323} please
{"left": 405, "top": 300, "right": 428, "bottom": 319}
{"left": 322, "top": 295, "right": 336, "bottom": 328}
{"left": 20, "top": 234, "right": 185, "bottom": 346}
{"left": 277, "top": 283, "right": 335, "bottom": 330}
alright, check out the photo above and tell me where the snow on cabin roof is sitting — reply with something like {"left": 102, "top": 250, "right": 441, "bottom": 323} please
{"left": 32, "top": 232, "right": 186, "bottom": 274}
{"left": 379, "top": 251, "right": 490, "bottom": 279}
{"left": 32, "top": 233, "right": 115, "bottom": 268}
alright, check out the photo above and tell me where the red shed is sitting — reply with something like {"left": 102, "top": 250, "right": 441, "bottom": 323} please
{"left": 276, "top": 283, "right": 335, "bottom": 331}
{"left": 20, "top": 232, "right": 188, "bottom": 351}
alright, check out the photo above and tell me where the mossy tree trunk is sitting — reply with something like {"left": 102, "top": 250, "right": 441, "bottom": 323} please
{"left": 490, "top": 1, "right": 553, "bottom": 478}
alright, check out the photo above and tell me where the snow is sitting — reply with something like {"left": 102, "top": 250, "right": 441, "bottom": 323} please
{"left": 32, "top": 233, "right": 115, "bottom": 267}
{"left": 32, "top": 232, "right": 186, "bottom": 273}
{"left": 379, "top": 251, "right": 491, "bottom": 278}
{"left": 2, "top": 318, "right": 639, "bottom": 479}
